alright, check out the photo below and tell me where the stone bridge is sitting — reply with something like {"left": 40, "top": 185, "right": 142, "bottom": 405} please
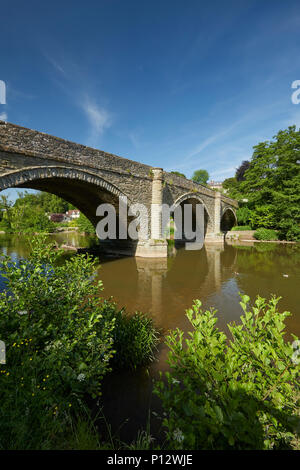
{"left": 0, "top": 121, "right": 238, "bottom": 257}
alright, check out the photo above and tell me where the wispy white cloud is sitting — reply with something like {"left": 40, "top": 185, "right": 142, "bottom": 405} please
{"left": 0, "top": 112, "right": 7, "bottom": 121}
{"left": 44, "top": 54, "right": 68, "bottom": 78}
{"left": 129, "top": 131, "right": 141, "bottom": 149}
{"left": 80, "top": 96, "right": 112, "bottom": 146}
{"left": 45, "top": 53, "right": 113, "bottom": 146}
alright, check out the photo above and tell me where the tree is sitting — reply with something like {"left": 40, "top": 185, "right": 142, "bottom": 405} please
{"left": 77, "top": 213, "right": 95, "bottom": 234}
{"left": 239, "top": 126, "right": 300, "bottom": 240}
{"left": 0, "top": 191, "right": 77, "bottom": 233}
{"left": 0, "top": 195, "right": 13, "bottom": 227}
{"left": 14, "top": 191, "right": 69, "bottom": 213}
{"left": 222, "top": 177, "right": 241, "bottom": 198}
{"left": 191, "top": 169, "right": 209, "bottom": 185}
{"left": 235, "top": 160, "right": 250, "bottom": 181}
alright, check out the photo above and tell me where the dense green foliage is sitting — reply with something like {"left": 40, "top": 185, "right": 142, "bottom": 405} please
{"left": 0, "top": 192, "right": 75, "bottom": 234}
{"left": 154, "top": 295, "right": 299, "bottom": 450}
{"left": 191, "top": 169, "right": 209, "bottom": 185}
{"left": 77, "top": 213, "right": 95, "bottom": 234}
{"left": 0, "top": 201, "right": 55, "bottom": 234}
{"left": 236, "top": 206, "right": 252, "bottom": 226}
{"left": 0, "top": 237, "right": 159, "bottom": 449}
{"left": 13, "top": 192, "right": 72, "bottom": 213}
{"left": 254, "top": 228, "right": 278, "bottom": 241}
{"left": 223, "top": 126, "right": 300, "bottom": 240}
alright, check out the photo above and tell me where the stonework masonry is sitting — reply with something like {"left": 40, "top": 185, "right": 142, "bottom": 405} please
{"left": 0, "top": 121, "right": 238, "bottom": 257}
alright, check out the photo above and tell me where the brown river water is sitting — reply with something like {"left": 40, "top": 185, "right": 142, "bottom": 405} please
{"left": 0, "top": 232, "right": 299, "bottom": 441}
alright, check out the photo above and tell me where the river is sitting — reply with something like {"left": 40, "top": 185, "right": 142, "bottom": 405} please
{"left": 0, "top": 232, "right": 299, "bottom": 441}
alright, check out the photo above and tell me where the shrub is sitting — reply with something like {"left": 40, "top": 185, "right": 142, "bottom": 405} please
{"left": 0, "top": 236, "right": 160, "bottom": 448}
{"left": 154, "top": 295, "right": 299, "bottom": 450}
{"left": 277, "top": 220, "right": 300, "bottom": 242}
{"left": 254, "top": 228, "right": 278, "bottom": 240}
{"left": 231, "top": 225, "right": 252, "bottom": 231}
{"left": 0, "top": 236, "right": 115, "bottom": 449}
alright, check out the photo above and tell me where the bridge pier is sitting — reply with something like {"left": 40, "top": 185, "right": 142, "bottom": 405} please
{"left": 204, "top": 190, "right": 224, "bottom": 243}
{"left": 135, "top": 167, "right": 167, "bottom": 258}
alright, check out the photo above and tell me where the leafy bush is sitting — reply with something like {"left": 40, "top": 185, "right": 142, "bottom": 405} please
{"left": 277, "top": 220, "right": 300, "bottom": 242}
{"left": 254, "top": 228, "right": 278, "bottom": 240}
{"left": 154, "top": 295, "right": 299, "bottom": 450}
{"left": 231, "top": 225, "right": 252, "bottom": 231}
{"left": 0, "top": 236, "right": 115, "bottom": 449}
{"left": 0, "top": 236, "right": 160, "bottom": 448}
{"left": 1, "top": 203, "right": 55, "bottom": 234}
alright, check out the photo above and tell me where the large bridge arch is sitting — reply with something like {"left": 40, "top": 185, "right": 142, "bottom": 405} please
{"left": 0, "top": 166, "right": 131, "bottom": 227}
{"left": 171, "top": 192, "right": 214, "bottom": 240}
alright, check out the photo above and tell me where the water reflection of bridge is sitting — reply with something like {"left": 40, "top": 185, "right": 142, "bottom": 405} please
{"left": 135, "top": 243, "right": 237, "bottom": 331}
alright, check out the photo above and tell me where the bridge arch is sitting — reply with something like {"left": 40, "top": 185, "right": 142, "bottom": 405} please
{"left": 0, "top": 166, "right": 131, "bottom": 227}
{"left": 220, "top": 206, "right": 237, "bottom": 231}
{"left": 171, "top": 192, "right": 213, "bottom": 241}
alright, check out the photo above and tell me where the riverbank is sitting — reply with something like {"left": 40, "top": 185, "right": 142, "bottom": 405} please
{"left": 226, "top": 230, "right": 297, "bottom": 244}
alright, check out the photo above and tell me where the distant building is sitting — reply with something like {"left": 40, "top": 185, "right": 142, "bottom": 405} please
{"left": 48, "top": 213, "right": 66, "bottom": 223}
{"left": 66, "top": 209, "right": 80, "bottom": 220}
{"left": 208, "top": 180, "right": 228, "bottom": 194}
{"left": 208, "top": 180, "right": 223, "bottom": 190}
{"left": 47, "top": 210, "right": 80, "bottom": 223}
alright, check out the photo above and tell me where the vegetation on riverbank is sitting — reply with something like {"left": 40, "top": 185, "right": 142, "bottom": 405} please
{"left": 0, "top": 237, "right": 158, "bottom": 449}
{"left": 254, "top": 228, "right": 278, "bottom": 241}
{"left": 223, "top": 126, "right": 300, "bottom": 241}
{"left": 0, "top": 192, "right": 70, "bottom": 234}
{"left": 0, "top": 191, "right": 96, "bottom": 236}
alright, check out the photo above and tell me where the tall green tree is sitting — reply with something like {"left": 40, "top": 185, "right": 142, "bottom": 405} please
{"left": 191, "top": 169, "right": 209, "bottom": 185}
{"left": 241, "top": 126, "right": 300, "bottom": 240}
{"left": 235, "top": 160, "right": 250, "bottom": 181}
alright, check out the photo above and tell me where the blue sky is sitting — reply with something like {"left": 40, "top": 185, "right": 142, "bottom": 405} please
{"left": 1, "top": 0, "right": 300, "bottom": 201}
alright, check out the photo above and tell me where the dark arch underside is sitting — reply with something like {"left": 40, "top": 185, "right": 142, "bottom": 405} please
{"left": 220, "top": 208, "right": 236, "bottom": 231}
{"left": 0, "top": 168, "right": 128, "bottom": 227}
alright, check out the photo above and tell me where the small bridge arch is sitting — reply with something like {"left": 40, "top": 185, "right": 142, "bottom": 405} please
{"left": 220, "top": 206, "right": 237, "bottom": 232}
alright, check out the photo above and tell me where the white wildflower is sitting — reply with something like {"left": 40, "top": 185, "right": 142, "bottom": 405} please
{"left": 172, "top": 378, "right": 180, "bottom": 384}
{"left": 173, "top": 428, "right": 184, "bottom": 443}
{"left": 77, "top": 373, "right": 86, "bottom": 382}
